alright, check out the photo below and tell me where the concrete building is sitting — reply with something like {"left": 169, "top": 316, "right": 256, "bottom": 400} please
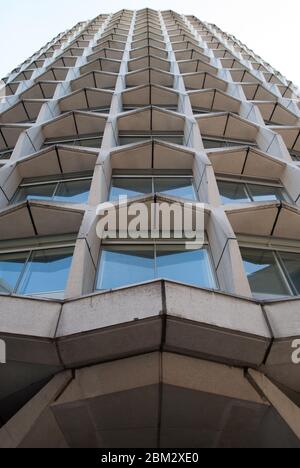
{"left": 0, "top": 8, "right": 300, "bottom": 448}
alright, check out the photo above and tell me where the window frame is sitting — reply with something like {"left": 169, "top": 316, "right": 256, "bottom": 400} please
{"left": 191, "top": 107, "right": 211, "bottom": 114}
{"left": 118, "top": 130, "right": 185, "bottom": 146}
{"left": 289, "top": 150, "right": 300, "bottom": 162}
{"left": 95, "top": 237, "right": 218, "bottom": 291}
{"left": 109, "top": 170, "right": 198, "bottom": 201}
{"left": 122, "top": 105, "right": 179, "bottom": 112}
{"left": 239, "top": 235, "right": 300, "bottom": 298}
{"left": 11, "top": 172, "right": 93, "bottom": 205}
{"left": 216, "top": 175, "right": 292, "bottom": 204}
{"left": 202, "top": 135, "right": 257, "bottom": 149}
{"left": 0, "top": 234, "right": 76, "bottom": 297}
{"left": 192, "top": 107, "right": 238, "bottom": 116}
{"left": 43, "top": 132, "right": 103, "bottom": 147}
{"left": 0, "top": 148, "right": 13, "bottom": 160}
{"left": 77, "top": 106, "right": 111, "bottom": 114}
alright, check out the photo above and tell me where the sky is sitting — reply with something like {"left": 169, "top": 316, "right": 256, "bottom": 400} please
{"left": 0, "top": 0, "right": 299, "bottom": 88}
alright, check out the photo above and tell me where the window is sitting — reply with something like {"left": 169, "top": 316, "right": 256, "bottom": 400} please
{"left": 290, "top": 150, "right": 300, "bottom": 162}
{"left": 240, "top": 246, "right": 300, "bottom": 298}
{"left": 123, "top": 105, "right": 178, "bottom": 112}
{"left": 0, "top": 239, "right": 75, "bottom": 299}
{"left": 78, "top": 107, "right": 111, "bottom": 114}
{"left": 192, "top": 108, "right": 210, "bottom": 114}
{"left": 217, "top": 178, "right": 290, "bottom": 205}
{"left": 43, "top": 133, "right": 103, "bottom": 149}
{"left": 265, "top": 120, "right": 284, "bottom": 126}
{"left": 126, "top": 83, "right": 174, "bottom": 90}
{"left": 119, "top": 131, "right": 184, "bottom": 146}
{"left": 110, "top": 173, "right": 197, "bottom": 201}
{"left": 12, "top": 172, "right": 93, "bottom": 205}
{"left": 0, "top": 148, "right": 13, "bottom": 160}
{"left": 202, "top": 136, "right": 257, "bottom": 149}
{"left": 96, "top": 243, "right": 217, "bottom": 290}
{"left": 192, "top": 107, "right": 228, "bottom": 115}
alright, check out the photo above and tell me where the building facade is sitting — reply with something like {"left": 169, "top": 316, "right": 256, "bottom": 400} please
{"left": 0, "top": 8, "right": 300, "bottom": 448}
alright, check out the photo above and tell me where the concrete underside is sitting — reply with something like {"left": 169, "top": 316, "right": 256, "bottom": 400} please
{"left": 0, "top": 352, "right": 300, "bottom": 448}
{"left": 0, "top": 281, "right": 300, "bottom": 448}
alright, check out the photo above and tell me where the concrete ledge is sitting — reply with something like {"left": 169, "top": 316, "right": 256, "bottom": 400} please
{"left": 264, "top": 300, "right": 300, "bottom": 339}
{"left": 0, "top": 281, "right": 299, "bottom": 399}
{"left": 164, "top": 282, "right": 270, "bottom": 338}
{"left": 0, "top": 295, "right": 61, "bottom": 338}
{"left": 57, "top": 281, "right": 163, "bottom": 337}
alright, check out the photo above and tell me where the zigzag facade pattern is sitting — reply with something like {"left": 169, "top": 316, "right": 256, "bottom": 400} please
{"left": 0, "top": 8, "right": 300, "bottom": 448}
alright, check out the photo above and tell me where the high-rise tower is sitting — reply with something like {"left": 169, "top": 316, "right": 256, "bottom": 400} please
{"left": 0, "top": 8, "right": 300, "bottom": 448}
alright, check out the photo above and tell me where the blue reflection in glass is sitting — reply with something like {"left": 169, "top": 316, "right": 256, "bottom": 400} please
{"left": 97, "top": 247, "right": 155, "bottom": 290}
{"left": 278, "top": 251, "right": 300, "bottom": 295}
{"left": 13, "top": 184, "right": 57, "bottom": 203}
{"left": 110, "top": 177, "right": 196, "bottom": 201}
{"left": 154, "top": 178, "right": 196, "bottom": 200}
{"left": 0, "top": 252, "right": 28, "bottom": 293}
{"left": 18, "top": 247, "right": 74, "bottom": 296}
{"left": 110, "top": 178, "right": 152, "bottom": 202}
{"left": 156, "top": 246, "right": 215, "bottom": 288}
{"left": 97, "top": 245, "right": 216, "bottom": 290}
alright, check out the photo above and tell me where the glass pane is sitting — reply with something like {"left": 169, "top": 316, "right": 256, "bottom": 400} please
{"left": 192, "top": 108, "right": 209, "bottom": 114}
{"left": 279, "top": 251, "right": 300, "bottom": 295}
{"left": 119, "top": 136, "right": 146, "bottom": 145}
{"left": 45, "top": 136, "right": 102, "bottom": 148}
{"left": 78, "top": 137, "right": 102, "bottom": 148}
{"left": 97, "top": 246, "right": 155, "bottom": 290}
{"left": 54, "top": 179, "right": 91, "bottom": 203}
{"left": 13, "top": 184, "right": 57, "bottom": 203}
{"left": 218, "top": 181, "right": 250, "bottom": 204}
{"left": 240, "top": 248, "right": 291, "bottom": 297}
{"left": 119, "top": 135, "right": 184, "bottom": 145}
{"left": 156, "top": 245, "right": 216, "bottom": 288}
{"left": 154, "top": 177, "right": 196, "bottom": 200}
{"left": 110, "top": 178, "right": 152, "bottom": 201}
{"left": 202, "top": 138, "right": 254, "bottom": 149}
{"left": 202, "top": 139, "right": 228, "bottom": 149}
{"left": 156, "top": 135, "right": 183, "bottom": 144}
{"left": 290, "top": 151, "right": 300, "bottom": 162}
{"left": 248, "top": 184, "right": 286, "bottom": 202}
{"left": 44, "top": 137, "right": 77, "bottom": 146}
{"left": 0, "top": 252, "right": 28, "bottom": 293}
{"left": 18, "top": 247, "right": 74, "bottom": 297}
{"left": 85, "top": 107, "right": 110, "bottom": 113}
{"left": 0, "top": 149, "right": 13, "bottom": 160}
